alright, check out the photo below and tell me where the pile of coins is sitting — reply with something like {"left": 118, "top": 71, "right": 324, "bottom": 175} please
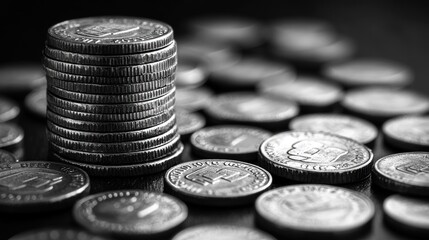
{"left": 43, "top": 17, "right": 183, "bottom": 176}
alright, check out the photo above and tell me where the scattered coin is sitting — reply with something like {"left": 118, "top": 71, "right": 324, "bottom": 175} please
{"left": 0, "top": 64, "right": 45, "bottom": 92}
{"left": 9, "top": 229, "right": 110, "bottom": 240}
{"left": 0, "top": 161, "right": 90, "bottom": 212}
{"left": 73, "top": 190, "right": 187, "bottom": 238}
{"left": 383, "top": 194, "right": 429, "bottom": 235}
{"left": 175, "top": 88, "right": 212, "bottom": 112}
{"left": 176, "top": 55, "right": 208, "bottom": 89}
{"left": 341, "top": 88, "right": 429, "bottom": 123}
{"left": 190, "top": 125, "right": 271, "bottom": 161}
{"left": 372, "top": 152, "right": 429, "bottom": 196}
{"left": 0, "top": 97, "right": 20, "bottom": 122}
{"left": 164, "top": 159, "right": 272, "bottom": 206}
{"left": 259, "top": 131, "right": 373, "bottom": 184}
{"left": 323, "top": 59, "right": 413, "bottom": 88}
{"left": 383, "top": 115, "right": 429, "bottom": 151}
{"left": 176, "top": 110, "right": 205, "bottom": 140}
{"left": 25, "top": 87, "right": 46, "bottom": 118}
{"left": 205, "top": 93, "right": 299, "bottom": 130}
{"left": 0, "top": 123, "right": 24, "bottom": 149}
{"left": 290, "top": 114, "right": 378, "bottom": 146}
{"left": 255, "top": 184, "right": 375, "bottom": 238}
{"left": 0, "top": 149, "right": 18, "bottom": 164}
{"left": 172, "top": 225, "right": 276, "bottom": 240}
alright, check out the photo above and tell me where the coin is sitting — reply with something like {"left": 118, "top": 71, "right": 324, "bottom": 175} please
{"left": 47, "top": 17, "right": 174, "bottom": 54}
{"left": 9, "top": 229, "right": 110, "bottom": 240}
{"left": 73, "top": 190, "right": 187, "bottom": 238}
{"left": 383, "top": 194, "right": 429, "bottom": 234}
{"left": 191, "top": 125, "right": 271, "bottom": 161}
{"left": 25, "top": 87, "right": 46, "bottom": 118}
{"left": 53, "top": 143, "right": 183, "bottom": 176}
{"left": 44, "top": 40, "right": 177, "bottom": 66}
{"left": 205, "top": 93, "right": 299, "bottom": 130}
{"left": 0, "top": 64, "right": 45, "bottom": 92}
{"left": 0, "top": 97, "right": 20, "bottom": 122}
{"left": 255, "top": 184, "right": 375, "bottom": 238}
{"left": 176, "top": 55, "right": 208, "bottom": 89}
{"left": 323, "top": 59, "right": 413, "bottom": 88}
{"left": 341, "top": 88, "right": 429, "bottom": 123}
{"left": 172, "top": 225, "right": 276, "bottom": 240}
{"left": 259, "top": 131, "right": 373, "bottom": 184}
{"left": 372, "top": 152, "right": 429, "bottom": 196}
{"left": 0, "top": 149, "right": 18, "bottom": 164}
{"left": 0, "top": 123, "right": 24, "bottom": 149}
{"left": 382, "top": 115, "right": 429, "bottom": 151}
{"left": 0, "top": 161, "right": 89, "bottom": 212}
{"left": 175, "top": 88, "right": 212, "bottom": 112}
{"left": 176, "top": 110, "right": 205, "bottom": 140}
{"left": 164, "top": 159, "right": 272, "bottom": 206}
{"left": 289, "top": 114, "right": 378, "bottom": 146}
{"left": 258, "top": 75, "right": 343, "bottom": 111}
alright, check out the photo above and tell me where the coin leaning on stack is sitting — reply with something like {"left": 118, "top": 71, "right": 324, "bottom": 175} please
{"left": 43, "top": 17, "right": 183, "bottom": 176}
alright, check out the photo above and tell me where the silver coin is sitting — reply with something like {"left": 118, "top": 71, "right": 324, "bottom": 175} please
{"left": 255, "top": 184, "right": 374, "bottom": 237}
{"left": 176, "top": 55, "right": 208, "bottom": 89}
{"left": 0, "top": 149, "right": 18, "bottom": 164}
{"left": 164, "top": 159, "right": 272, "bottom": 206}
{"left": 25, "top": 87, "right": 46, "bottom": 118}
{"left": 259, "top": 131, "right": 373, "bottom": 184}
{"left": 172, "top": 225, "right": 276, "bottom": 240}
{"left": 206, "top": 93, "right": 299, "bottom": 130}
{"left": 176, "top": 110, "right": 205, "bottom": 139}
{"left": 73, "top": 190, "right": 187, "bottom": 238}
{"left": 175, "top": 88, "right": 212, "bottom": 112}
{"left": 0, "top": 123, "right": 24, "bottom": 148}
{"left": 258, "top": 75, "right": 343, "bottom": 110}
{"left": 0, "top": 64, "right": 45, "bottom": 92}
{"left": 323, "top": 59, "right": 413, "bottom": 88}
{"left": 341, "top": 88, "right": 429, "bottom": 123}
{"left": 372, "top": 152, "right": 429, "bottom": 196}
{"left": 383, "top": 194, "right": 429, "bottom": 234}
{"left": 289, "top": 114, "right": 378, "bottom": 145}
{"left": 9, "top": 229, "right": 110, "bottom": 240}
{"left": 0, "top": 97, "right": 20, "bottom": 122}
{"left": 190, "top": 125, "right": 271, "bottom": 161}
{"left": 0, "top": 161, "right": 89, "bottom": 212}
{"left": 383, "top": 115, "right": 429, "bottom": 151}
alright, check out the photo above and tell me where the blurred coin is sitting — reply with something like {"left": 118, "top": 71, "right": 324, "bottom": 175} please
{"left": 172, "top": 225, "right": 276, "bottom": 240}
{"left": 176, "top": 55, "right": 208, "bottom": 89}
{"left": 323, "top": 59, "right": 413, "bottom": 88}
{"left": 341, "top": 88, "right": 429, "bottom": 123}
{"left": 290, "top": 114, "right": 378, "bottom": 146}
{"left": 47, "top": 17, "right": 174, "bottom": 54}
{"left": 175, "top": 88, "right": 212, "bottom": 112}
{"left": 259, "top": 131, "right": 373, "bottom": 184}
{"left": 25, "top": 87, "right": 46, "bottom": 118}
{"left": 383, "top": 115, "right": 429, "bottom": 151}
{"left": 383, "top": 194, "right": 429, "bottom": 235}
{"left": 0, "top": 149, "right": 18, "bottom": 164}
{"left": 190, "top": 125, "right": 271, "bottom": 161}
{"left": 164, "top": 159, "right": 272, "bottom": 206}
{"left": 0, "top": 97, "right": 20, "bottom": 122}
{"left": 0, "top": 161, "right": 89, "bottom": 212}
{"left": 176, "top": 110, "right": 205, "bottom": 140}
{"left": 0, "top": 64, "right": 45, "bottom": 92}
{"left": 205, "top": 93, "right": 299, "bottom": 130}
{"left": 372, "top": 152, "right": 429, "bottom": 196}
{"left": 258, "top": 75, "right": 343, "bottom": 112}
{"left": 73, "top": 190, "right": 187, "bottom": 238}
{"left": 0, "top": 123, "right": 24, "bottom": 149}
{"left": 255, "top": 184, "right": 374, "bottom": 238}
{"left": 9, "top": 229, "right": 110, "bottom": 240}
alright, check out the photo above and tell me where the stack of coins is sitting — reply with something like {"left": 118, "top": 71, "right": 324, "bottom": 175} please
{"left": 43, "top": 17, "right": 183, "bottom": 176}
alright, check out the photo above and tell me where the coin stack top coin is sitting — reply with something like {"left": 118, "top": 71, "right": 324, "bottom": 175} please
{"left": 44, "top": 17, "right": 183, "bottom": 176}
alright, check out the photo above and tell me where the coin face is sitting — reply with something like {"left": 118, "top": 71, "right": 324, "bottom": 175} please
{"left": 259, "top": 131, "right": 373, "bottom": 183}
{"left": 175, "top": 88, "right": 212, "bottom": 112}
{"left": 383, "top": 115, "right": 429, "bottom": 151}
{"left": 384, "top": 194, "right": 429, "bottom": 232}
{"left": 165, "top": 159, "right": 272, "bottom": 206}
{"left": 191, "top": 125, "right": 271, "bottom": 160}
{"left": 373, "top": 152, "right": 429, "bottom": 196}
{"left": 0, "top": 149, "right": 18, "bottom": 164}
{"left": 0, "top": 64, "right": 45, "bottom": 91}
{"left": 9, "top": 229, "right": 109, "bottom": 240}
{"left": 176, "top": 110, "right": 205, "bottom": 139}
{"left": 290, "top": 114, "right": 378, "bottom": 145}
{"left": 74, "top": 190, "right": 187, "bottom": 237}
{"left": 0, "top": 97, "right": 20, "bottom": 122}
{"left": 0, "top": 161, "right": 89, "bottom": 212}
{"left": 324, "top": 59, "right": 413, "bottom": 87}
{"left": 25, "top": 87, "right": 46, "bottom": 118}
{"left": 0, "top": 123, "right": 24, "bottom": 148}
{"left": 256, "top": 185, "right": 374, "bottom": 236}
{"left": 172, "top": 225, "right": 276, "bottom": 240}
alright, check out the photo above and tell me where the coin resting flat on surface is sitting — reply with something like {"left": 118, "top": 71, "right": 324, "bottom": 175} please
{"left": 0, "top": 123, "right": 24, "bottom": 149}
{"left": 0, "top": 64, "right": 46, "bottom": 92}
{"left": 73, "top": 190, "right": 187, "bottom": 238}
{"left": 382, "top": 115, "right": 429, "bottom": 151}
{"left": 372, "top": 152, "right": 429, "bottom": 196}
{"left": 175, "top": 88, "right": 212, "bottom": 112}
{"left": 255, "top": 184, "right": 375, "bottom": 237}
{"left": 164, "top": 159, "right": 272, "bottom": 206}
{"left": 259, "top": 131, "right": 373, "bottom": 184}
{"left": 8, "top": 229, "right": 110, "bottom": 240}
{"left": 176, "top": 110, "right": 205, "bottom": 140}
{"left": 0, "top": 149, "right": 18, "bottom": 164}
{"left": 0, "top": 97, "right": 20, "bottom": 122}
{"left": 172, "top": 225, "right": 276, "bottom": 240}
{"left": 25, "top": 87, "right": 46, "bottom": 118}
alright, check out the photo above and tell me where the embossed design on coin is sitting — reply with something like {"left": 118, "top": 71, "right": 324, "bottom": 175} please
{"left": 165, "top": 159, "right": 272, "bottom": 206}
{"left": 73, "top": 190, "right": 187, "bottom": 238}
{"left": 0, "top": 161, "right": 89, "bottom": 212}
{"left": 0, "top": 149, "right": 18, "bottom": 164}
{"left": 9, "top": 229, "right": 110, "bottom": 240}
{"left": 383, "top": 116, "right": 429, "bottom": 151}
{"left": 259, "top": 131, "right": 373, "bottom": 183}
{"left": 373, "top": 152, "right": 429, "bottom": 196}
{"left": 255, "top": 184, "right": 375, "bottom": 237}
{"left": 191, "top": 125, "right": 271, "bottom": 161}
{"left": 172, "top": 225, "right": 276, "bottom": 240}
{"left": 0, "top": 97, "right": 20, "bottom": 122}
{"left": 25, "top": 87, "right": 46, "bottom": 118}
{"left": 0, "top": 123, "right": 24, "bottom": 148}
